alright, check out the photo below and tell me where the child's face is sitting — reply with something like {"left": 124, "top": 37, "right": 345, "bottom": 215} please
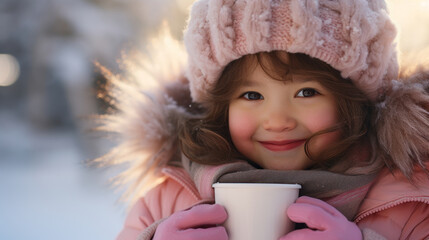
{"left": 228, "top": 64, "right": 340, "bottom": 170}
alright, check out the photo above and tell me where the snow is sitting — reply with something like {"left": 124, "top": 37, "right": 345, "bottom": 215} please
{"left": 0, "top": 111, "right": 126, "bottom": 240}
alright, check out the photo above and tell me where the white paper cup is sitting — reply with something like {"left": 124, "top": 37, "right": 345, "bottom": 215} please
{"left": 213, "top": 183, "right": 301, "bottom": 240}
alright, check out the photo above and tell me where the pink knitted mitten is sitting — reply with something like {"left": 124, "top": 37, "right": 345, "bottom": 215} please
{"left": 153, "top": 204, "right": 228, "bottom": 240}
{"left": 280, "top": 196, "right": 362, "bottom": 240}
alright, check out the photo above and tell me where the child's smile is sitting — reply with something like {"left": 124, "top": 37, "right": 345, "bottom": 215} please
{"left": 228, "top": 63, "right": 340, "bottom": 170}
{"left": 259, "top": 139, "right": 306, "bottom": 152}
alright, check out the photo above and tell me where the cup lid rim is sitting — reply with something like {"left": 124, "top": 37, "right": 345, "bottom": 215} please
{"left": 212, "top": 182, "right": 302, "bottom": 189}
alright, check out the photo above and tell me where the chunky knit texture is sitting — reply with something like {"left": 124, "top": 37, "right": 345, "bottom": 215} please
{"left": 184, "top": 0, "right": 399, "bottom": 102}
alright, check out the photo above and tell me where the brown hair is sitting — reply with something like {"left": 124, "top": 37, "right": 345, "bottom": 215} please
{"left": 179, "top": 51, "right": 382, "bottom": 173}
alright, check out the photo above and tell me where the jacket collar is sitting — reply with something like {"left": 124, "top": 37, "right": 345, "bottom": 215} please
{"left": 355, "top": 163, "right": 429, "bottom": 222}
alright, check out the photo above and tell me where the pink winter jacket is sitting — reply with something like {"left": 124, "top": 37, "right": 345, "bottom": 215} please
{"left": 116, "top": 165, "right": 429, "bottom": 240}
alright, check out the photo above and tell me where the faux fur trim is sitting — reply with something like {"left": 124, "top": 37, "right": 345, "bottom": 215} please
{"left": 94, "top": 27, "right": 192, "bottom": 204}
{"left": 375, "top": 68, "right": 429, "bottom": 179}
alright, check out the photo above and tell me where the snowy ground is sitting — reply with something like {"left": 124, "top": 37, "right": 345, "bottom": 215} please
{"left": 0, "top": 110, "right": 126, "bottom": 240}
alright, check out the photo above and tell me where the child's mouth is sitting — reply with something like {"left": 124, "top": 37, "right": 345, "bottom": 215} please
{"left": 259, "top": 139, "right": 306, "bottom": 152}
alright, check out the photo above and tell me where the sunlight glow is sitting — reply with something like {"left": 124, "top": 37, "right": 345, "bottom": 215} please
{"left": 388, "top": 0, "right": 429, "bottom": 53}
{"left": 176, "top": 0, "right": 194, "bottom": 13}
{"left": 121, "top": 23, "right": 187, "bottom": 91}
{"left": 0, "top": 54, "right": 20, "bottom": 87}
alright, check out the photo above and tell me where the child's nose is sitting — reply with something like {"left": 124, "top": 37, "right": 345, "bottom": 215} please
{"left": 263, "top": 106, "right": 297, "bottom": 132}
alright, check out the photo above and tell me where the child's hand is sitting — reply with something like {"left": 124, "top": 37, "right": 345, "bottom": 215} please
{"left": 153, "top": 204, "right": 228, "bottom": 240}
{"left": 280, "top": 196, "right": 362, "bottom": 240}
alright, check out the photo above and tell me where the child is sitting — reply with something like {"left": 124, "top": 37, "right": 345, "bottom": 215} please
{"left": 100, "top": 0, "right": 429, "bottom": 239}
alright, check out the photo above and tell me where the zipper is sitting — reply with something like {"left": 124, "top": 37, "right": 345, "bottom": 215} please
{"left": 355, "top": 197, "right": 429, "bottom": 223}
{"left": 162, "top": 166, "right": 202, "bottom": 202}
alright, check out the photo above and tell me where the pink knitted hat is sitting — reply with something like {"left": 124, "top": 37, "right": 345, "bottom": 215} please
{"left": 184, "top": 0, "right": 399, "bottom": 102}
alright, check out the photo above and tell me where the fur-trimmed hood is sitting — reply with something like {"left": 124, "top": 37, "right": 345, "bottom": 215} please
{"left": 375, "top": 69, "right": 429, "bottom": 178}
{"left": 95, "top": 28, "right": 194, "bottom": 204}
{"left": 96, "top": 30, "right": 429, "bottom": 205}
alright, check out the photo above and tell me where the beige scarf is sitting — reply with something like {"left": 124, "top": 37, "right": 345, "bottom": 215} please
{"left": 183, "top": 156, "right": 377, "bottom": 221}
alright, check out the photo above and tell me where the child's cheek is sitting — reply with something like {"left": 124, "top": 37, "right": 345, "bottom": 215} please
{"left": 228, "top": 109, "right": 256, "bottom": 146}
{"left": 306, "top": 114, "right": 335, "bottom": 133}
{"left": 305, "top": 107, "right": 341, "bottom": 151}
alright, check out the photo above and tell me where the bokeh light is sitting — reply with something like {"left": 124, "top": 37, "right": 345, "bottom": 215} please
{"left": 0, "top": 54, "right": 20, "bottom": 87}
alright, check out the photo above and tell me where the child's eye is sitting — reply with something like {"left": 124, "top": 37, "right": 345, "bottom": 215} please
{"left": 241, "top": 91, "right": 264, "bottom": 100}
{"left": 296, "top": 88, "right": 319, "bottom": 97}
